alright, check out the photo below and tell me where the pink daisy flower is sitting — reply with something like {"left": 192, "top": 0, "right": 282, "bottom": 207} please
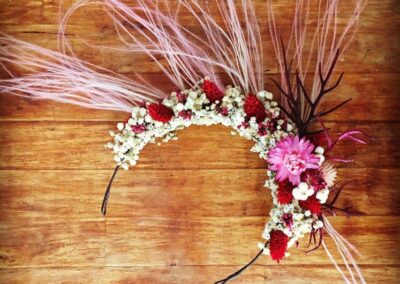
{"left": 268, "top": 136, "right": 320, "bottom": 185}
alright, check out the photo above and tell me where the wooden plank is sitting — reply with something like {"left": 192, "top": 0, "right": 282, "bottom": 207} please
{"left": 0, "top": 265, "right": 398, "bottom": 284}
{"left": 0, "top": 1, "right": 398, "bottom": 282}
{"left": 0, "top": 168, "right": 398, "bottom": 225}
{"left": 1, "top": 27, "right": 397, "bottom": 74}
{"left": 0, "top": 219, "right": 105, "bottom": 268}
{"left": 1, "top": 0, "right": 398, "bottom": 29}
{"left": 1, "top": 73, "right": 399, "bottom": 122}
{"left": 0, "top": 216, "right": 398, "bottom": 268}
{"left": 0, "top": 121, "right": 398, "bottom": 170}
{"left": 104, "top": 216, "right": 400, "bottom": 266}
{"left": 0, "top": 1, "right": 398, "bottom": 75}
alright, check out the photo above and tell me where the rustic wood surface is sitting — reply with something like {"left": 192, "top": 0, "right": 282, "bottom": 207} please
{"left": 0, "top": 0, "right": 399, "bottom": 283}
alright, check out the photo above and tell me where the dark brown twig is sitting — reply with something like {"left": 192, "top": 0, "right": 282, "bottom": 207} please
{"left": 272, "top": 41, "right": 348, "bottom": 136}
{"left": 214, "top": 242, "right": 268, "bottom": 284}
{"left": 101, "top": 164, "right": 120, "bottom": 216}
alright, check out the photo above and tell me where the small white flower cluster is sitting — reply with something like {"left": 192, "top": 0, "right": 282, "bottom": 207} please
{"left": 292, "top": 182, "right": 314, "bottom": 200}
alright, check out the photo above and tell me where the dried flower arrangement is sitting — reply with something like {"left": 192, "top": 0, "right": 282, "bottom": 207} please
{"left": 0, "top": 1, "right": 369, "bottom": 283}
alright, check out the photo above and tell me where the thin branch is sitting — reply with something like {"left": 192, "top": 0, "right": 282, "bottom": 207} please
{"left": 316, "top": 98, "right": 352, "bottom": 118}
{"left": 101, "top": 164, "right": 120, "bottom": 216}
{"left": 214, "top": 242, "right": 269, "bottom": 284}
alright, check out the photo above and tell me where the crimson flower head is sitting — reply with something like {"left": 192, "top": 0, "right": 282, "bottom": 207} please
{"left": 301, "top": 169, "right": 327, "bottom": 191}
{"left": 299, "top": 196, "right": 322, "bottom": 215}
{"left": 268, "top": 136, "right": 320, "bottom": 185}
{"left": 147, "top": 102, "right": 174, "bottom": 123}
{"left": 178, "top": 109, "right": 192, "bottom": 120}
{"left": 202, "top": 80, "right": 225, "bottom": 103}
{"left": 244, "top": 94, "right": 266, "bottom": 122}
{"left": 269, "top": 230, "right": 288, "bottom": 263}
{"left": 277, "top": 180, "right": 294, "bottom": 204}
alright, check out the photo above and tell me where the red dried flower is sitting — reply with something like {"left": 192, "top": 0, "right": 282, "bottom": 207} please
{"left": 277, "top": 180, "right": 293, "bottom": 205}
{"left": 202, "top": 80, "right": 225, "bottom": 103}
{"left": 147, "top": 103, "right": 174, "bottom": 123}
{"left": 258, "top": 121, "right": 275, "bottom": 136}
{"left": 176, "top": 91, "right": 187, "bottom": 103}
{"left": 299, "top": 196, "right": 322, "bottom": 215}
{"left": 244, "top": 94, "right": 266, "bottom": 122}
{"left": 282, "top": 213, "right": 293, "bottom": 229}
{"left": 178, "top": 110, "right": 192, "bottom": 120}
{"left": 269, "top": 230, "right": 288, "bottom": 263}
{"left": 219, "top": 107, "right": 229, "bottom": 116}
{"left": 239, "top": 121, "right": 250, "bottom": 129}
{"left": 301, "top": 169, "right": 327, "bottom": 192}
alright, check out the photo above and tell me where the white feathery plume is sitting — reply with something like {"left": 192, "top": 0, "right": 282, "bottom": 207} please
{"left": 0, "top": 32, "right": 164, "bottom": 112}
{"left": 323, "top": 215, "right": 366, "bottom": 284}
{"left": 58, "top": 0, "right": 264, "bottom": 93}
{"left": 1, "top": 0, "right": 265, "bottom": 110}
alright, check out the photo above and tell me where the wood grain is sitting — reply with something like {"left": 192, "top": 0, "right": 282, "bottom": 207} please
{"left": 0, "top": 265, "right": 399, "bottom": 284}
{"left": 0, "top": 0, "right": 399, "bottom": 283}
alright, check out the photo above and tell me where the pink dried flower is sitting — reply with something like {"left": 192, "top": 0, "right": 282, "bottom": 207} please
{"left": 268, "top": 136, "right": 320, "bottom": 185}
{"left": 131, "top": 124, "right": 146, "bottom": 133}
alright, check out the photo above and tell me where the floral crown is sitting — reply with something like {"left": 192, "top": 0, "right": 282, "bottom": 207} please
{"left": 0, "top": 0, "right": 369, "bottom": 283}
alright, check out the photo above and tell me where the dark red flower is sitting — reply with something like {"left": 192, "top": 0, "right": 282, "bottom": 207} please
{"left": 244, "top": 94, "right": 266, "bottom": 122}
{"left": 269, "top": 230, "right": 288, "bottom": 263}
{"left": 277, "top": 180, "right": 293, "bottom": 205}
{"left": 202, "top": 80, "right": 224, "bottom": 103}
{"left": 258, "top": 121, "right": 275, "bottom": 136}
{"left": 301, "top": 169, "right": 327, "bottom": 192}
{"left": 178, "top": 110, "right": 192, "bottom": 120}
{"left": 147, "top": 103, "right": 174, "bottom": 123}
{"left": 299, "top": 196, "right": 322, "bottom": 215}
{"left": 239, "top": 121, "right": 250, "bottom": 129}
{"left": 282, "top": 213, "right": 293, "bottom": 229}
{"left": 176, "top": 91, "right": 187, "bottom": 103}
{"left": 218, "top": 107, "right": 229, "bottom": 116}
{"left": 131, "top": 124, "right": 146, "bottom": 133}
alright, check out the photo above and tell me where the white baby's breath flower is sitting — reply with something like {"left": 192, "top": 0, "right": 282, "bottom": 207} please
{"left": 176, "top": 103, "right": 184, "bottom": 112}
{"left": 145, "top": 115, "right": 153, "bottom": 123}
{"left": 117, "top": 122, "right": 124, "bottom": 131}
{"left": 316, "top": 188, "right": 329, "bottom": 204}
{"left": 139, "top": 107, "right": 147, "bottom": 116}
{"left": 313, "top": 220, "right": 324, "bottom": 230}
{"left": 292, "top": 182, "right": 314, "bottom": 201}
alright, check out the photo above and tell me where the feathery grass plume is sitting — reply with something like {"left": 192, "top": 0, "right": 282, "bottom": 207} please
{"left": 267, "top": 0, "right": 366, "bottom": 121}
{"left": 0, "top": 32, "right": 164, "bottom": 112}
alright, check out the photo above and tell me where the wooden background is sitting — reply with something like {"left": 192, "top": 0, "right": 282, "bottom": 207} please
{"left": 0, "top": 0, "right": 399, "bottom": 283}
